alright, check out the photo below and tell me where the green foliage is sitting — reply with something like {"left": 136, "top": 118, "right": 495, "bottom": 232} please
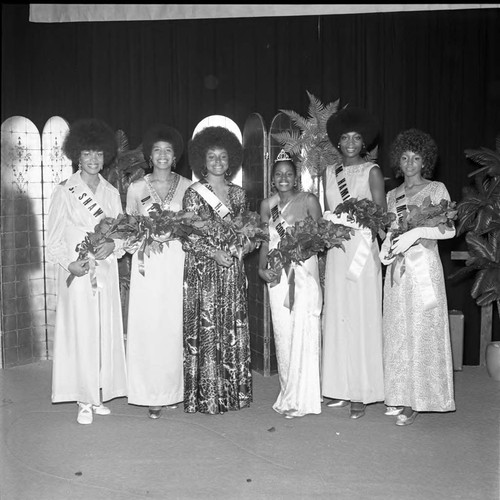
{"left": 272, "top": 90, "right": 343, "bottom": 177}
{"left": 450, "top": 134, "right": 500, "bottom": 309}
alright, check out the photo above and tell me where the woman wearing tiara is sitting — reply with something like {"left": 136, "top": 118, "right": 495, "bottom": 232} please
{"left": 321, "top": 107, "right": 386, "bottom": 419}
{"left": 259, "top": 150, "right": 323, "bottom": 418}
{"left": 182, "top": 126, "right": 253, "bottom": 415}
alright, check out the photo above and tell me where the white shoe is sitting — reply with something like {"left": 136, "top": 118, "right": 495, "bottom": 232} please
{"left": 92, "top": 404, "right": 111, "bottom": 415}
{"left": 385, "top": 406, "right": 404, "bottom": 416}
{"left": 77, "top": 403, "right": 93, "bottom": 425}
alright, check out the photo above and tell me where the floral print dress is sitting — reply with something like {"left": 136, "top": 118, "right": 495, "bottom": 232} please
{"left": 182, "top": 180, "right": 252, "bottom": 414}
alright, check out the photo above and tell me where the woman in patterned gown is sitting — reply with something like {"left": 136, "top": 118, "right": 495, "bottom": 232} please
{"left": 258, "top": 150, "right": 323, "bottom": 418}
{"left": 126, "top": 124, "right": 192, "bottom": 419}
{"left": 182, "top": 126, "right": 253, "bottom": 414}
{"left": 379, "top": 128, "right": 456, "bottom": 426}
{"left": 321, "top": 107, "right": 386, "bottom": 419}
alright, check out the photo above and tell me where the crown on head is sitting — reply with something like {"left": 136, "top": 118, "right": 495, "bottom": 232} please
{"left": 274, "top": 149, "right": 292, "bottom": 163}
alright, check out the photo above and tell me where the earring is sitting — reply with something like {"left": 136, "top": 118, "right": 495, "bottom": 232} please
{"left": 148, "top": 157, "right": 153, "bottom": 169}
{"left": 225, "top": 169, "right": 232, "bottom": 178}
{"left": 201, "top": 167, "right": 208, "bottom": 177}
{"left": 78, "top": 163, "right": 82, "bottom": 170}
{"left": 172, "top": 158, "right": 176, "bottom": 171}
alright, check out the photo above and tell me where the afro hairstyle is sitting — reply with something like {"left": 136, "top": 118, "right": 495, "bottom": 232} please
{"left": 326, "top": 106, "right": 379, "bottom": 151}
{"left": 389, "top": 128, "right": 438, "bottom": 179}
{"left": 141, "top": 124, "right": 184, "bottom": 162}
{"left": 188, "top": 126, "right": 243, "bottom": 181}
{"left": 63, "top": 118, "right": 117, "bottom": 166}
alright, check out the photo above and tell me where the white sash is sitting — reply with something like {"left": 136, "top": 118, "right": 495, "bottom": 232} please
{"left": 269, "top": 195, "right": 291, "bottom": 239}
{"left": 395, "top": 189, "right": 408, "bottom": 224}
{"left": 335, "top": 163, "right": 350, "bottom": 202}
{"left": 391, "top": 187, "right": 438, "bottom": 309}
{"left": 68, "top": 183, "right": 105, "bottom": 219}
{"left": 191, "top": 181, "right": 232, "bottom": 220}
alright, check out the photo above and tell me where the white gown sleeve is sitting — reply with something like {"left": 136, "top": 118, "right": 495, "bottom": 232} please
{"left": 46, "top": 184, "right": 73, "bottom": 272}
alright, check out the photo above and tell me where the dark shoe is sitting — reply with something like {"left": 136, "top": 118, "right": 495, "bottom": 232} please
{"left": 326, "top": 399, "right": 350, "bottom": 408}
{"left": 349, "top": 402, "right": 366, "bottom": 419}
{"left": 396, "top": 411, "right": 418, "bottom": 426}
{"left": 148, "top": 407, "right": 162, "bottom": 419}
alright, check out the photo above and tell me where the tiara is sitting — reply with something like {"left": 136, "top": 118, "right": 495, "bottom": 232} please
{"left": 274, "top": 149, "right": 292, "bottom": 163}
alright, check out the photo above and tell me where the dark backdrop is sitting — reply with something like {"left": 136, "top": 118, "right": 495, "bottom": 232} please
{"left": 2, "top": 4, "right": 500, "bottom": 364}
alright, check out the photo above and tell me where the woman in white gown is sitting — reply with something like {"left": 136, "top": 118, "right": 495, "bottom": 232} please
{"left": 126, "top": 124, "right": 192, "bottom": 419}
{"left": 321, "top": 107, "right": 387, "bottom": 419}
{"left": 379, "top": 128, "right": 455, "bottom": 426}
{"left": 258, "top": 150, "right": 323, "bottom": 418}
{"left": 47, "top": 118, "right": 127, "bottom": 425}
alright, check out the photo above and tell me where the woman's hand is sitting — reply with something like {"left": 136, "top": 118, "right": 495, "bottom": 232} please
{"left": 240, "top": 239, "right": 256, "bottom": 257}
{"left": 390, "top": 228, "right": 421, "bottom": 255}
{"left": 94, "top": 240, "right": 115, "bottom": 260}
{"left": 213, "top": 249, "right": 234, "bottom": 267}
{"left": 258, "top": 268, "right": 278, "bottom": 283}
{"left": 68, "top": 259, "right": 89, "bottom": 277}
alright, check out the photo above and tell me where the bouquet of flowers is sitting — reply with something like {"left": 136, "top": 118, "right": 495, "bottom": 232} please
{"left": 267, "top": 216, "right": 354, "bottom": 281}
{"left": 201, "top": 210, "right": 269, "bottom": 260}
{"left": 67, "top": 213, "right": 139, "bottom": 288}
{"left": 131, "top": 203, "right": 207, "bottom": 256}
{"left": 388, "top": 196, "right": 458, "bottom": 281}
{"left": 334, "top": 197, "right": 396, "bottom": 240}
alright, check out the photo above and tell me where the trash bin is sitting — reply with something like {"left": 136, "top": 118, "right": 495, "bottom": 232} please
{"left": 449, "top": 310, "right": 464, "bottom": 371}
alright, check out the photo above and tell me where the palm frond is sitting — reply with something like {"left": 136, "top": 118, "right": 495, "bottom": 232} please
{"left": 115, "top": 129, "right": 129, "bottom": 154}
{"left": 465, "top": 147, "right": 500, "bottom": 169}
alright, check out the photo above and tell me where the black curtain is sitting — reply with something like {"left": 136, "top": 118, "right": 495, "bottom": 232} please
{"left": 2, "top": 4, "right": 500, "bottom": 363}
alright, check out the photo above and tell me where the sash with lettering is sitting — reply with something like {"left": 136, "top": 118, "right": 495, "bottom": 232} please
{"left": 269, "top": 195, "right": 297, "bottom": 310}
{"left": 67, "top": 181, "right": 106, "bottom": 293}
{"left": 191, "top": 181, "right": 232, "bottom": 220}
{"left": 191, "top": 181, "right": 240, "bottom": 260}
{"left": 391, "top": 187, "right": 438, "bottom": 309}
{"left": 335, "top": 162, "right": 351, "bottom": 202}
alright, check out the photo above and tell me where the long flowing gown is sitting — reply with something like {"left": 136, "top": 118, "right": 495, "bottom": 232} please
{"left": 383, "top": 181, "right": 455, "bottom": 412}
{"left": 47, "top": 171, "right": 127, "bottom": 406}
{"left": 182, "top": 180, "right": 252, "bottom": 414}
{"left": 126, "top": 173, "right": 192, "bottom": 407}
{"left": 267, "top": 192, "right": 322, "bottom": 417}
{"left": 321, "top": 162, "right": 385, "bottom": 404}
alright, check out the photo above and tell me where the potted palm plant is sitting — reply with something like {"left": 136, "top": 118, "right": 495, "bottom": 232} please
{"left": 450, "top": 134, "right": 500, "bottom": 379}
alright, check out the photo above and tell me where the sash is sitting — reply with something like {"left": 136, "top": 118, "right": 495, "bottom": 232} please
{"left": 269, "top": 196, "right": 291, "bottom": 239}
{"left": 67, "top": 182, "right": 105, "bottom": 294}
{"left": 395, "top": 189, "right": 407, "bottom": 225}
{"left": 191, "top": 181, "right": 232, "bottom": 220}
{"left": 335, "top": 163, "right": 351, "bottom": 202}
{"left": 390, "top": 187, "right": 438, "bottom": 309}
{"left": 68, "top": 183, "right": 105, "bottom": 219}
{"left": 140, "top": 194, "right": 154, "bottom": 213}
{"left": 269, "top": 196, "right": 296, "bottom": 309}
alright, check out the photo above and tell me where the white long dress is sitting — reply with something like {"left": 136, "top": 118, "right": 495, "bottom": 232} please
{"left": 383, "top": 181, "right": 455, "bottom": 412}
{"left": 126, "top": 173, "right": 192, "bottom": 406}
{"left": 47, "top": 171, "right": 127, "bottom": 406}
{"left": 267, "top": 193, "right": 322, "bottom": 417}
{"left": 321, "top": 162, "right": 385, "bottom": 404}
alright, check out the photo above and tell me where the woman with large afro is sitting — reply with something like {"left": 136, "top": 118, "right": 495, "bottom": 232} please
{"left": 379, "top": 128, "right": 456, "bottom": 426}
{"left": 47, "top": 118, "right": 127, "bottom": 425}
{"left": 321, "top": 106, "right": 387, "bottom": 419}
{"left": 125, "top": 124, "right": 192, "bottom": 419}
{"left": 181, "top": 126, "right": 253, "bottom": 415}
